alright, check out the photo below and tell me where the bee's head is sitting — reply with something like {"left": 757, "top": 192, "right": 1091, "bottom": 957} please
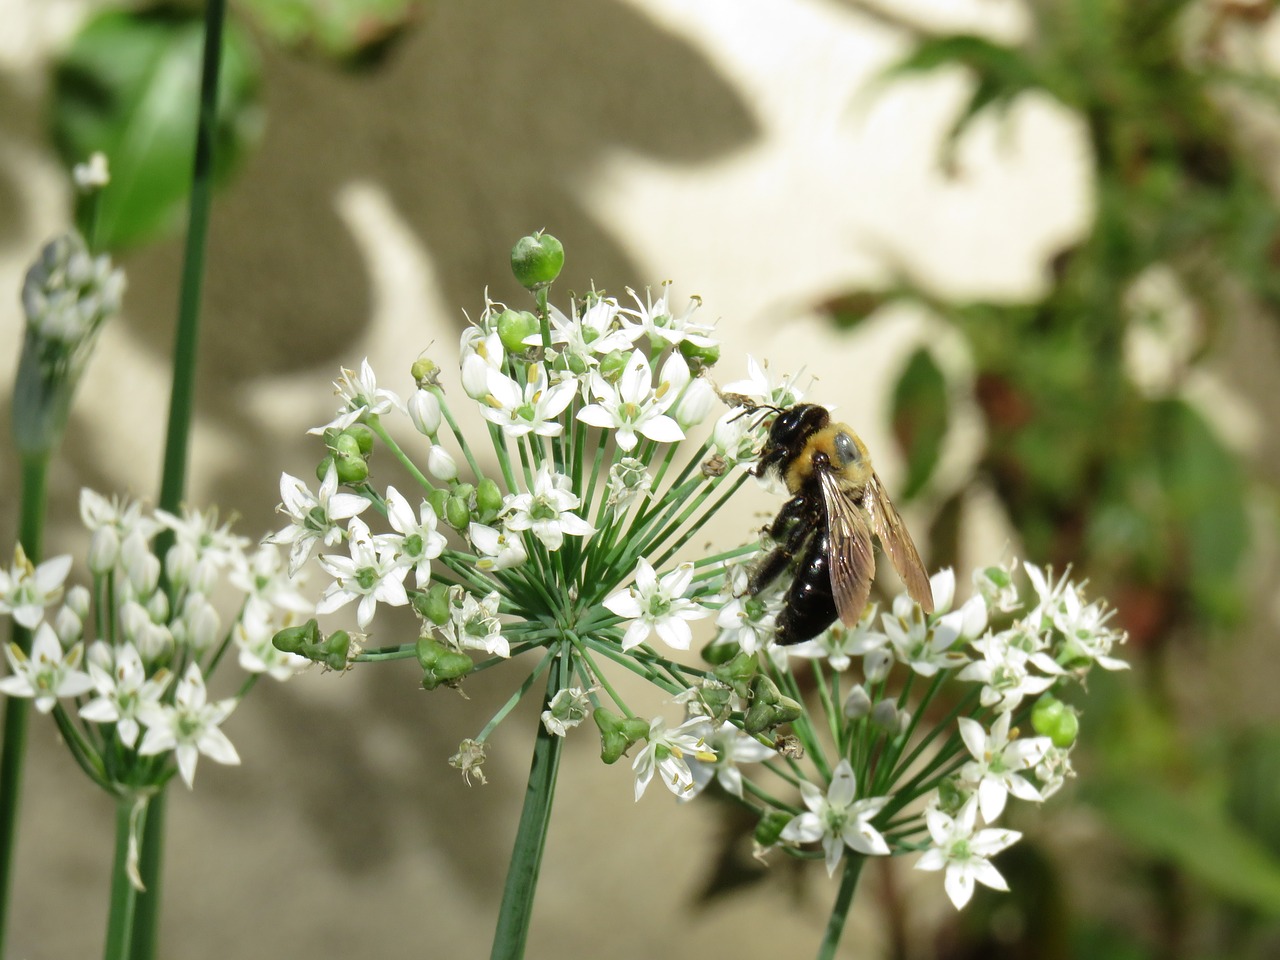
{"left": 767, "top": 403, "right": 830, "bottom": 449}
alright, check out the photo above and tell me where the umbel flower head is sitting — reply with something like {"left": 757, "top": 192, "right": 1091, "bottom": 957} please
{"left": 270, "top": 235, "right": 1127, "bottom": 918}
{"left": 0, "top": 489, "right": 310, "bottom": 886}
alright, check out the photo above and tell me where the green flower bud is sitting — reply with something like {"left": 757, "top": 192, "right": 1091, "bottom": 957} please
{"left": 712, "top": 651, "right": 759, "bottom": 698}
{"left": 476, "top": 477, "right": 503, "bottom": 522}
{"left": 412, "top": 583, "right": 452, "bottom": 626}
{"left": 744, "top": 675, "right": 802, "bottom": 734}
{"left": 445, "top": 493, "right": 471, "bottom": 530}
{"left": 411, "top": 357, "right": 440, "bottom": 387}
{"left": 678, "top": 338, "right": 721, "bottom": 372}
{"left": 594, "top": 708, "right": 650, "bottom": 764}
{"left": 416, "top": 636, "right": 474, "bottom": 690}
{"left": 345, "top": 424, "right": 375, "bottom": 456}
{"left": 427, "top": 488, "right": 449, "bottom": 523}
{"left": 497, "top": 309, "right": 540, "bottom": 354}
{"left": 598, "top": 349, "right": 628, "bottom": 382}
{"left": 272, "top": 618, "right": 322, "bottom": 655}
{"left": 1031, "top": 695, "right": 1079, "bottom": 747}
{"left": 754, "top": 810, "right": 791, "bottom": 848}
{"left": 510, "top": 232, "right": 564, "bottom": 290}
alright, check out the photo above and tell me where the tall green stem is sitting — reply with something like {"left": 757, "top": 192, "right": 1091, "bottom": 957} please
{"left": 0, "top": 453, "right": 49, "bottom": 956}
{"left": 104, "top": 796, "right": 144, "bottom": 960}
{"left": 489, "top": 651, "right": 567, "bottom": 960}
{"left": 816, "top": 853, "right": 866, "bottom": 960}
{"left": 133, "top": 1, "right": 230, "bottom": 955}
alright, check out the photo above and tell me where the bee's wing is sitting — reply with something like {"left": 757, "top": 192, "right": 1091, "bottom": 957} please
{"left": 865, "top": 473, "right": 934, "bottom": 614}
{"left": 818, "top": 469, "right": 875, "bottom": 626}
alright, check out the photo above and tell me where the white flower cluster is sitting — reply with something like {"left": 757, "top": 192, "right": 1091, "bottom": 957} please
{"left": 655, "top": 561, "right": 1127, "bottom": 911}
{"left": 21, "top": 233, "right": 125, "bottom": 347}
{"left": 0, "top": 490, "right": 311, "bottom": 789}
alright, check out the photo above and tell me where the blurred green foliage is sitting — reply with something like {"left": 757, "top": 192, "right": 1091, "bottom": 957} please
{"left": 825, "top": 0, "right": 1280, "bottom": 956}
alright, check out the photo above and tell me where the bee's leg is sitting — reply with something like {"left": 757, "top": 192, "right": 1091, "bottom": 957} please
{"left": 749, "top": 495, "right": 820, "bottom": 596}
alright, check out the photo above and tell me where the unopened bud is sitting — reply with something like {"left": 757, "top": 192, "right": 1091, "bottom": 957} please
{"left": 870, "top": 699, "right": 899, "bottom": 732}
{"left": 843, "top": 684, "right": 872, "bottom": 719}
{"left": 428, "top": 445, "right": 458, "bottom": 482}
{"left": 408, "top": 389, "right": 442, "bottom": 437}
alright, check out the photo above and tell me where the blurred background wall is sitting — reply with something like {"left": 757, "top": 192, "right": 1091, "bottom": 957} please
{"left": 3, "top": 0, "right": 1280, "bottom": 957}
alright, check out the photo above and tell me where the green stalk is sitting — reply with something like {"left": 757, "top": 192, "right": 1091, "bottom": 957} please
{"left": 0, "top": 452, "right": 49, "bottom": 955}
{"left": 489, "top": 649, "right": 568, "bottom": 960}
{"left": 135, "top": 1, "right": 230, "bottom": 954}
{"left": 816, "top": 853, "right": 865, "bottom": 960}
{"left": 103, "top": 795, "right": 144, "bottom": 960}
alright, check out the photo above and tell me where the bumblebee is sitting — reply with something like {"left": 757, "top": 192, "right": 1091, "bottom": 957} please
{"left": 748, "top": 403, "right": 934, "bottom": 645}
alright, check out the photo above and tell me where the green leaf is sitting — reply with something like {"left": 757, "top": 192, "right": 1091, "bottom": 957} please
{"left": 51, "top": 7, "right": 263, "bottom": 251}
{"left": 237, "top": 0, "right": 419, "bottom": 63}
{"left": 1088, "top": 778, "right": 1280, "bottom": 916}
{"left": 889, "top": 347, "right": 948, "bottom": 500}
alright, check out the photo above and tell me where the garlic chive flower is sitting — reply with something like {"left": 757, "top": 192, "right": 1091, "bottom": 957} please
{"left": 0, "top": 545, "right": 72, "bottom": 629}
{"left": 137, "top": 663, "right": 241, "bottom": 789}
{"left": 266, "top": 463, "right": 372, "bottom": 575}
{"left": 632, "top": 716, "right": 716, "bottom": 801}
{"left": 500, "top": 465, "right": 594, "bottom": 552}
{"left": 577, "top": 350, "right": 684, "bottom": 451}
{"left": 316, "top": 517, "right": 411, "bottom": 630}
{"left": 310, "top": 357, "right": 403, "bottom": 434}
{"left": 915, "top": 797, "right": 1022, "bottom": 910}
{"left": 0, "top": 622, "right": 93, "bottom": 713}
{"left": 603, "top": 559, "right": 710, "bottom": 652}
{"left": 780, "top": 759, "right": 891, "bottom": 876}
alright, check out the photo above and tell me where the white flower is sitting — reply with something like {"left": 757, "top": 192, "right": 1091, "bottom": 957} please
{"left": 529, "top": 298, "right": 633, "bottom": 364}
{"left": 577, "top": 350, "right": 684, "bottom": 452}
{"left": 440, "top": 589, "right": 507, "bottom": 658}
{"left": 915, "top": 797, "right": 1021, "bottom": 910}
{"left": 1034, "top": 744, "right": 1075, "bottom": 799}
{"left": 460, "top": 330, "right": 505, "bottom": 399}
{"left": 170, "top": 593, "right": 220, "bottom": 652}
{"left": 605, "top": 458, "right": 652, "bottom": 516}
{"left": 779, "top": 759, "right": 891, "bottom": 876}
{"left": 1050, "top": 588, "right": 1129, "bottom": 672}
{"left": 882, "top": 597, "right": 969, "bottom": 676}
{"left": 315, "top": 517, "right": 410, "bottom": 629}
{"left": 957, "top": 713, "right": 1052, "bottom": 821}
{"left": 0, "top": 546, "right": 72, "bottom": 629}
{"left": 309, "top": 358, "right": 403, "bottom": 434}
{"left": 79, "top": 642, "right": 171, "bottom": 747}
{"left": 787, "top": 606, "right": 887, "bottom": 672}
{"left": 959, "top": 631, "right": 1058, "bottom": 714}
{"left": 500, "top": 464, "right": 594, "bottom": 551}
{"left": 481, "top": 363, "right": 578, "bottom": 438}
{"left": 79, "top": 489, "right": 162, "bottom": 573}
{"left": 973, "top": 560, "right": 1021, "bottom": 614}
{"left": 73, "top": 151, "right": 110, "bottom": 191}
{"left": 686, "top": 720, "right": 775, "bottom": 799}
{"left": 721, "top": 354, "right": 805, "bottom": 409}
{"left": 154, "top": 505, "right": 249, "bottom": 590}
{"left": 604, "top": 559, "right": 710, "bottom": 652}
{"left": 619, "top": 285, "right": 716, "bottom": 350}
{"left": 714, "top": 595, "right": 779, "bottom": 657}
{"left": 469, "top": 523, "right": 528, "bottom": 571}
{"left": 265, "top": 464, "right": 371, "bottom": 575}
{"left": 541, "top": 686, "right": 592, "bottom": 737}
{"left": 0, "top": 623, "right": 94, "bottom": 713}
{"left": 230, "top": 543, "right": 312, "bottom": 621}
{"left": 632, "top": 716, "right": 717, "bottom": 800}
{"left": 380, "top": 487, "right": 448, "bottom": 588}
{"left": 137, "top": 663, "right": 240, "bottom": 788}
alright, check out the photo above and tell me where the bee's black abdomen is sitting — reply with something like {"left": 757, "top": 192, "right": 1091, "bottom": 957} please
{"left": 775, "top": 530, "right": 838, "bottom": 645}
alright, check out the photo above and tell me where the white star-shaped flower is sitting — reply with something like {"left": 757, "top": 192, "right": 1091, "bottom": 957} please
{"left": 915, "top": 796, "right": 1021, "bottom": 910}
{"left": 234, "top": 608, "right": 310, "bottom": 681}
{"left": 500, "top": 464, "right": 594, "bottom": 552}
{"left": 79, "top": 642, "right": 172, "bottom": 747}
{"left": 0, "top": 545, "right": 72, "bottom": 629}
{"left": 577, "top": 350, "right": 684, "bottom": 452}
{"left": 958, "top": 631, "right": 1058, "bottom": 714}
{"left": 603, "top": 559, "right": 710, "bottom": 652}
{"left": 632, "top": 716, "right": 717, "bottom": 800}
{"left": 957, "top": 713, "right": 1052, "bottom": 821}
{"left": 309, "top": 358, "right": 403, "bottom": 434}
{"left": 526, "top": 298, "right": 634, "bottom": 364}
{"left": 480, "top": 363, "right": 578, "bottom": 439}
{"left": 619, "top": 285, "right": 717, "bottom": 350}
{"left": 0, "top": 623, "right": 94, "bottom": 713}
{"left": 469, "top": 522, "right": 528, "bottom": 571}
{"left": 315, "top": 517, "right": 410, "bottom": 629}
{"left": 440, "top": 589, "right": 507, "bottom": 658}
{"left": 380, "top": 486, "right": 448, "bottom": 588}
{"left": 686, "top": 720, "right": 775, "bottom": 800}
{"left": 265, "top": 464, "right": 371, "bottom": 576}
{"left": 137, "top": 663, "right": 240, "bottom": 788}
{"left": 780, "top": 759, "right": 891, "bottom": 876}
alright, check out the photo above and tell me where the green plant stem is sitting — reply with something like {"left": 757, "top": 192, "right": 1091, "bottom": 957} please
{"left": 816, "top": 853, "right": 865, "bottom": 960}
{"left": 104, "top": 795, "right": 144, "bottom": 960}
{"left": 489, "top": 650, "right": 568, "bottom": 960}
{"left": 0, "top": 452, "right": 49, "bottom": 956}
{"left": 135, "top": 1, "right": 229, "bottom": 954}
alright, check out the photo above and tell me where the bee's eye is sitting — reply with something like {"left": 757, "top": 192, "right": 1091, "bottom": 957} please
{"left": 833, "top": 432, "right": 859, "bottom": 466}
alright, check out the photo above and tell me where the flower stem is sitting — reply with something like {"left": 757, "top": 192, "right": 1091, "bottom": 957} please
{"left": 816, "top": 853, "right": 865, "bottom": 960}
{"left": 103, "top": 795, "right": 143, "bottom": 960}
{"left": 137, "top": 0, "right": 230, "bottom": 953}
{"left": 489, "top": 648, "right": 568, "bottom": 960}
{"left": 0, "top": 452, "right": 49, "bottom": 956}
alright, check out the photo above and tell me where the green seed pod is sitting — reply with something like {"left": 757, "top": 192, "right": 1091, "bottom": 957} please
{"left": 744, "top": 675, "right": 802, "bottom": 735}
{"left": 416, "top": 636, "right": 474, "bottom": 690}
{"left": 345, "top": 424, "right": 375, "bottom": 456}
{"left": 331, "top": 431, "right": 363, "bottom": 461}
{"left": 412, "top": 583, "right": 452, "bottom": 626}
{"left": 272, "top": 618, "right": 321, "bottom": 655}
{"left": 702, "top": 640, "right": 741, "bottom": 666}
{"left": 510, "top": 232, "right": 564, "bottom": 290}
{"left": 497, "top": 309, "right": 540, "bottom": 354}
{"left": 679, "top": 338, "right": 721, "bottom": 372}
{"left": 320, "top": 631, "right": 351, "bottom": 671}
{"left": 316, "top": 455, "right": 335, "bottom": 483}
{"left": 427, "top": 488, "right": 449, "bottom": 523}
{"left": 333, "top": 452, "right": 369, "bottom": 485}
{"left": 754, "top": 810, "right": 791, "bottom": 848}
{"left": 712, "top": 651, "right": 759, "bottom": 699}
{"left": 594, "top": 708, "right": 650, "bottom": 764}
{"left": 445, "top": 494, "right": 471, "bottom": 530}
{"left": 598, "top": 349, "right": 628, "bottom": 382}
{"left": 476, "top": 477, "right": 503, "bottom": 522}
{"left": 411, "top": 357, "right": 440, "bottom": 387}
